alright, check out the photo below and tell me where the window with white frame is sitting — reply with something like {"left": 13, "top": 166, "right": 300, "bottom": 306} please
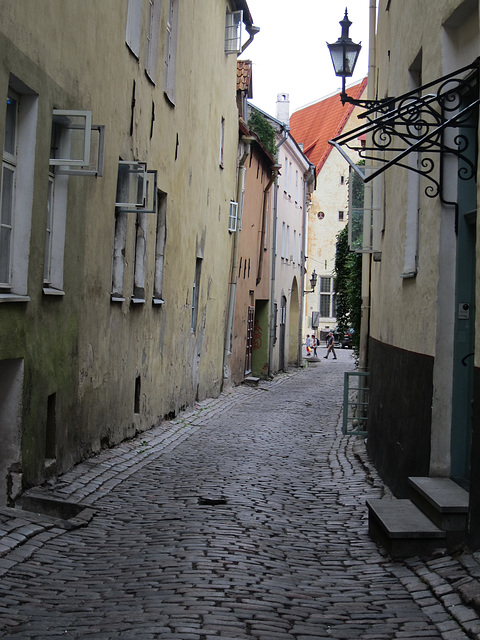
{"left": 293, "top": 230, "right": 297, "bottom": 263}
{"left": 153, "top": 190, "right": 167, "bottom": 304}
{"left": 286, "top": 225, "right": 290, "bottom": 260}
{"left": 126, "top": 0, "right": 143, "bottom": 58}
{"left": 112, "top": 161, "right": 157, "bottom": 302}
{"left": 164, "top": 0, "right": 179, "bottom": 105}
{"left": 225, "top": 10, "right": 243, "bottom": 54}
{"left": 44, "top": 109, "right": 104, "bottom": 294}
{"left": 115, "top": 161, "right": 157, "bottom": 213}
{"left": 228, "top": 200, "right": 238, "bottom": 232}
{"left": 0, "top": 84, "right": 38, "bottom": 300}
{"left": 281, "top": 221, "right": 286, "bottom": 258}
{"left": 295, "top": 170, "right": 298, "bottom": 203}
{"left": 146, "top": 0, "right": 162, "bottom": 83}
{"left": 298, "top": 233, "right": 302, "bottom": 264}
{"left": 338, "top": 210, "right": 345, "bottom": 221}
{"left": 283, "top": 156, "right": 288, "bottom": 193}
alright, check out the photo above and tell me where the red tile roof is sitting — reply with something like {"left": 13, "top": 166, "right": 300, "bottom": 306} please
{"left": 237, "top": 60, "right": 253, "bottom": 98}
{"left": 289, "top": 78, "right": 367, "bottom": 175}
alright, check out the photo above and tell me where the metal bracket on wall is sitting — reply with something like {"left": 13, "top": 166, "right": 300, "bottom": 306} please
{"left": 329, "top": 58, "right": 480, "bottom": 210}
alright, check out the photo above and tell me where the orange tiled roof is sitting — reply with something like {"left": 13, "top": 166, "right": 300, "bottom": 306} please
{"left": 289, "top": 78, "right": 367, "bottom": 175}
{"left": 237, "top": 60, "right": 253, "bottom": 98}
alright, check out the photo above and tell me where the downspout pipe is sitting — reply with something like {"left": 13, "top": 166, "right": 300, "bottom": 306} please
{"left": 358, "top": 0, "right": 376, "bottom": 373}
{"left": 223, "top": 136, "right": 255, "bottom": 383}
{"left": 267, "top": 125, "right": 289, "bottom": 377}
{"left": 240, "top": 25, "right": 260, "bottom": 54}
{"left": 298, "top": 164, "right": 316, "bottom": 366}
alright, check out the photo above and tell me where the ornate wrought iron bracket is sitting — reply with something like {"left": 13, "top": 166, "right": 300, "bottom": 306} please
{"left": 329, "top": 58, "right": 480, "bottom": 215}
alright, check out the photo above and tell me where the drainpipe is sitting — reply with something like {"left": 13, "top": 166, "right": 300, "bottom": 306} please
{"left": 223, "top": 136, "right": 255, "bottom": 383}
{"left": 298, "top": 164, "right": 316, "bottom": 366}
{"left": 358, "top": 0, "right": 377, "bottom": 372}
{"left": 268, "top": 126, "right": 290, "bottom": 377}
{"left": 240, "top": 25, "right": 260, "bottom": 55}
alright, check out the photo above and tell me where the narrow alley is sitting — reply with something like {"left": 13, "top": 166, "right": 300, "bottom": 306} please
{"left": 1, "top": 350, "right": 479, "bottom": 639}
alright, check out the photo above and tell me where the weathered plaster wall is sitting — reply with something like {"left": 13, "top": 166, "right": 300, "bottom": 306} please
{"left": 0, "top": 0, "right": 241, "bottom": 497}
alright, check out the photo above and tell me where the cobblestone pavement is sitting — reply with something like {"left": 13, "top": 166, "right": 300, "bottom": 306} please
{"left": 1, "top": 348, "right": 480, "bottom": 639}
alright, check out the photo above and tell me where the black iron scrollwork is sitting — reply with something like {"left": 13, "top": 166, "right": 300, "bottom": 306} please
{"left": 329, "top": 58, "right": 480, "bottom": 210}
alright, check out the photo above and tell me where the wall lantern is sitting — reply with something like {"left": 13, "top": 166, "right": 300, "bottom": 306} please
{"left": 326, "top": 8, "right": 480, "bottom": 220}
{"left": 327, "top": 9, "right": 362, "bottom": 106}
{"left": 305, "top": 269, "right": 317, "bottom": 294}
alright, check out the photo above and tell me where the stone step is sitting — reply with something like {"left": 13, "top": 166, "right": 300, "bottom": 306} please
{"left": 243, "top": 376, "right": 260, "bottom": 387}
{"left": 367, "top": 498, "right": 446, "bottom": 559}
{"left": 408, "top": 476, "right": 469, "bottom": 532}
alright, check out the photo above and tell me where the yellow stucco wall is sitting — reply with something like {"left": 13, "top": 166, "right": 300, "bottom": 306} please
{"left": 0, "top": 0, "right": 242, "bottom": 493}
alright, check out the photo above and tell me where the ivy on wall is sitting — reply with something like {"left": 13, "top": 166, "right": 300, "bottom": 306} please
{"left": 248, "top": 111, "right": 277, "bottom": 159}
{"left": 334, "top": 225, "right": 362, "bottom": 355}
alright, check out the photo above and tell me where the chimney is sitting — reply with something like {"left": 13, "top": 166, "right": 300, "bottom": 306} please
{"left": 276, "top": 93, "right": 290, "bottom": 125}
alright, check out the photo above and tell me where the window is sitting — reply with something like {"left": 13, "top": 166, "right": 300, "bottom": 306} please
{"left": 1, "top": 92, "right": 17, "bottom": 288}
{"left": 228, "top": 200, "right": 238, "bottom": 232}
{"left": 115, "top": 161, "right": 157, "bottom": 213}
{"left": 132, "top": 212, "right": 148, "bottom": 302}
{"left": 338, "top": 210, "right": 345, "bottom": 221}
{"left": 293, "top": 230, "right": 297, "bottom": 263}
{"left": 50, "top": 110, "right": 104, "bottom": 176}
{"left": 111, "top": 211, "right": 128, "bottom": 301}
{"left": 164, "top": 0, "right": 179, "bottom": 105}
{"left": 286, "top": 225, "right": 290, "bottom": 260}
{"left": 153, "top": 190, "right": 167, "bottom": 304}
{"left": 0, "top": 82, "right": 38, "bottom": 301}
{"left": 340, "top": 175, "right": 345, "bottom": 185}
{"left": 283, "top": 156, "right": 288, "bottom": 193}
{"left": 225, "top": 10, "right": 243, "bottom": 54}
{"left": 44, "top": 109, "right": 103, "bottom": 295}
{"left": 146, "top": 0, "right": 162, "bottom": 83}
{"left": 295, "top": 170, "right": 298, "bottom": 203}
{"left": 319, "top": 276, "right": 335, "bottom": 318}
{"left": 281, "top": 222, "right": 286, "bottom": 258}
{"left": 191, "top": 257, "right": 202, "bottom": 332}
{"left": 126, "top": 0, "right": 143, "bottom": 58}
{"left": 219, "top": 117, "right": 225, "bottom": 168}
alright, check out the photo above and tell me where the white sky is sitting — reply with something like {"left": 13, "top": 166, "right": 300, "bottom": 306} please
{"left": 243, "top": 0, "right": 371, "bottom": 117}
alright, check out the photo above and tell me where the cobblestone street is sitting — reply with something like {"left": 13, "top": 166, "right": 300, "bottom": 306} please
{"left": 1, "top": 349, "right": 480, "bottom": 639}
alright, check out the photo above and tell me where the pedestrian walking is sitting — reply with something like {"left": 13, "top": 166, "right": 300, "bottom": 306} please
{"left": 313, "top": 336, "right": 318, "bottom": 357}
{"left": 306, "top": 334, "right": 312, "bottom": 356}
{"left": 324, "top": 331, "right": 337, "bottom": 359}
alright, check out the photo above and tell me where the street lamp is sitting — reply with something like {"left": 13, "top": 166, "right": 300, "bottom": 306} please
{"left": 304, "top": 269, "right": 317, "bottom": 294}
{"left": 327, "top": 9, "right": 362, "bottom": 106}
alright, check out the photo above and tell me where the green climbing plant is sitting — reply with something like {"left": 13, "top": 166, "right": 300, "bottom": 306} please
{"left": 334, "top": 225, "right": 362, "bottom": 356}
{"left": 248, "top": 110, "right": 277, "bottom": 159}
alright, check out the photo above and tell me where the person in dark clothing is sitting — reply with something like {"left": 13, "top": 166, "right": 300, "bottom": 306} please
{"left": 324, "top": 332, "right": 337, "bottom": 359}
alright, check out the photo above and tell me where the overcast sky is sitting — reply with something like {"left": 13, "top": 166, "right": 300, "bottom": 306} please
{"left": 244, "top": 0, "right": 372, "bottom": 117}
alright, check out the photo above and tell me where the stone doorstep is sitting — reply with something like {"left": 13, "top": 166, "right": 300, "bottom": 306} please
{"left": 408, "top": 476, "right": 469, "bottom": 531}
{"left": 408, "top": 476, "right": 469, "bottom": 513}
{"left": 243, "top": 377, "right": 260, "bottom": 386}
{"left": 367, "top": 498, "right": 447, "bottom": 559}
